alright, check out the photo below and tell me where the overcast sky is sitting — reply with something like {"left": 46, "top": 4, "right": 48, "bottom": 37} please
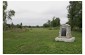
{"left": 7, "top": 1, "right": 69, "bottom": 26}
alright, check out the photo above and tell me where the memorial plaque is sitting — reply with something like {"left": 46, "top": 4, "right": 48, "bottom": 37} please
{"left": 61, "top": 28, "right": 66, "bottom": 36}
{"left": 55, "top": 24, "right": 75, "bottom": 42}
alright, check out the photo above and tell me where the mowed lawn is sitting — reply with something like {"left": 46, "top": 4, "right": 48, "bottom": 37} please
{"left": 3, "top": 28, "right": 82, "bottom": 54}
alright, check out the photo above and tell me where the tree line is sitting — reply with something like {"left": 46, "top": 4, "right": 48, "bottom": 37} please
{"left": 43, "top": 17, "right": 60, "bottom": 27}
{"left": 3, "top": 1, "right": 60, "bottom": 30}
{"left": 6, "top": 22, "right": 22, "bottom": 29}
{"left": 3, "top": 1, "right": 82, "bottom": 31}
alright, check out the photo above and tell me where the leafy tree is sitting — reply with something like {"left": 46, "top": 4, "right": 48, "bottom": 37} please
{"left": 3, "top": 1, "right": 7, "bottom": 22}
{"left": 67, "top": 1, "right": 82, "bottom": 30}
{"left": 16, "top": 24, "right": 19, "bottom": 28}
{"left": 55, "top": 17, "right": 60, "bottom": 26}
{"left": 51, "top": 17, "right": 55, "bottom": 27}
{"left": 19, "top": 22, "right": 22, "bottom": 29}
{"left": 3, "top": 1, "right": 15, "bottom": 22}
{"left": 36, "top": 25, "right": 39, "bottom": 28}
{"left": 20, "top": 22, "right": 22, "bottom": 26}
{"left": 11, "top": 22, "right": 14, "bottom": 28}
{"left": 47, "top": 20, "right": 51, "bottom": 27}
{"left": 7, "top": 10, "right": 15, "bottom": 20}
{"left": 28, "top": 26, "right": 31, "bottom": 28}
{"left": 43, "top": 17, "right": 60, "bottom": 27}
{"left": 51, "top": 17, "right": 60, "bottom": 27}
{"left": 43, "top": 23, "right": 49, "bottom": 27}
{"left": 3, "top": 1, "right": 15, "bottom": 30}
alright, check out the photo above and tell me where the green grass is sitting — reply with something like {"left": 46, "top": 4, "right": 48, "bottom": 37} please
{"left": 3, "top": 28, "right": 82, "bottom": 54}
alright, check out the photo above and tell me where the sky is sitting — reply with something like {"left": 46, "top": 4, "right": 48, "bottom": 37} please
{"left": 7, "top": 1, "right": 69, "bottom": 26}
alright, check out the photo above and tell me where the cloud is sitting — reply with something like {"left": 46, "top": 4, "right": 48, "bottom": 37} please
{"left": 7, "top": 1, "right": 69, "bottom": 26}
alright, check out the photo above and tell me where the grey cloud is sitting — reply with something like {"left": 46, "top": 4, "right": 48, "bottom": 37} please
{"left": 7, "top": 1, "right": 69, "bottom": 26}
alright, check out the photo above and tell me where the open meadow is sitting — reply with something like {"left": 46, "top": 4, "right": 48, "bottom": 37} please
{"left": 3, "top": 28, "right": 82, "bottom": 54}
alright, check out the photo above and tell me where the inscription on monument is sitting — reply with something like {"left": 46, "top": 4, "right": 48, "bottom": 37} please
{"left": 61, "top": 28, "right": 66, "bottom": 36}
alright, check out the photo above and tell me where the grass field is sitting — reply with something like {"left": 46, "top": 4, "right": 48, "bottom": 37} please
{"left": 3, "top": 28, "right": 82, "bottom": 54}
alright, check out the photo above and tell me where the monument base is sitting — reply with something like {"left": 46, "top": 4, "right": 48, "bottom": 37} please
{"left": 55, "top": 37, "right": 75, "bottom": 42}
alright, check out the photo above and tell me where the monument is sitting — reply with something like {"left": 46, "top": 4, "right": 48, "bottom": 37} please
{"left": 55, "top": 24, "right": 75, "bottom": 42}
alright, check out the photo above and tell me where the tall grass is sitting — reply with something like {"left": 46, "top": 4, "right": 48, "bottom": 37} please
{"left": 3, "top": 28, "right": 82, "bottom": 54}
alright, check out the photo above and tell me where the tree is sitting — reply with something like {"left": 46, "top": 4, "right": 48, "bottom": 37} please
{"left": 3, "top": 1, "right": 8, "bottom": 30}
{"left": 55, "top": 17, "right": 60, "bottom": 26}
{"left": 3, "top": 1, "right": 7, "bottom": 22}
{"left": 3, "top": 1, "right": 15, "bottom": 22}
{"left": 51, "top": 16, "right": 55, "bottom": 27}
{"left": 11, "top": 22, "right": 14, "bottom": 28}
{"left": 16, "top": 24, "right": 19, "bottom": 28}
{"left": 20, "top": 22, "right": 22, "bottom": 26}
{"left": 47, "top": 20, "right": 51, "bottom": 27}
{"left": 36, "top": 25, "right": 39, "bottom": 28}
{"left": 28, "top": 26, "right": 31, "bottom": 28}
{"left": 51, "top": 17, "right": 60, "bottom": 27}
{"left": 3, "top": 1, "right": 15, "bottom": 30}
{"left": 67, "top": 1, "right": 82, "bottom": 30}
{"left": 43, "top": 23, "right": 49, "bottom": 27}
{"left": 20, "top": 22, "right": 22, "bottom": 29}
{"left": 7, "top": 10, "right": 15, "bottom": 20}
{"left": 43, "top": 17, "right": 60, "bottom": 27}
